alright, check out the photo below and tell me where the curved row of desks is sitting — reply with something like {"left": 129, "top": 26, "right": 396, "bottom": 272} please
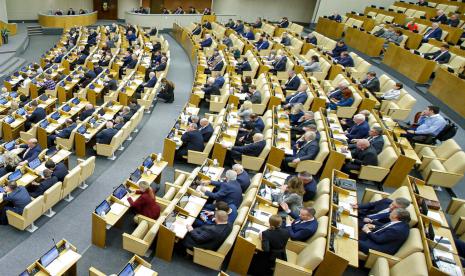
{"left": 38, "top": 12, "right": 98, "bottom": 28}
{"left": 125, "top": 12, "right": 236, "bottom": 29}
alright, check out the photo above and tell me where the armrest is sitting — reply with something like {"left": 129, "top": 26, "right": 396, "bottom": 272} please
{"left": 336, "top": 106, "right": 357, "bottom": 118}
{"left": 361, "top": 188, "right": 389, "bottom": 204}
{"left": 359, "top": 166, "right": 390, "bottom": 182}
{"left": 193, "top": 247, "right": 225, "bottom": 270}
{"left": 89, "top": 267, "right": 106, "bottom": 276}
{"left": 446, "top": 197, "right": 465, "bottom": 214}
{"left": 274, "top": 259, "right": 312, "bottom": 276}
{"left": 286, "top": 240, "right": 307, "bottom": 254}
{"left": 122, "top": 233, "right": 150, "bottom": 256}
{"left": 6, "top": 210, "right": 25, "bottom": 229}
{"left": 187, "top": 150, "right": 208, "bottom": 165}
{"left": 134, "top": 214, "right": 158, "bottom": 226}
{"left": 427, "top": 169, "right": 463, "bottom": 188}
{"left": 295, "top": 159, "right": 323, "bottom": 174}
{"left": 454, "top": 216, "right": 465, "bottom": 236}
{"left": 364, "top": 249, "right": 400, "bottom": 268}
{"left": 388, "top": 108, "right": 410, "bottom": 120}
{"left": 76, "top": 158, "right": 85, "bottom": 164}
{"left": 242, "top": 155, "right": 265, "bottom": 171}
{"left": 414, "top": 143, "right": 436, "bottom": 154}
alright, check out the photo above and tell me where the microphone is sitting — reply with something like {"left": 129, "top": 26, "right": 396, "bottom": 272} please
{"left": 432, "top": 236, "right": 444, "bottom": 250}
{"left": 52, "top": 238, "right": 57, "bottom": 246}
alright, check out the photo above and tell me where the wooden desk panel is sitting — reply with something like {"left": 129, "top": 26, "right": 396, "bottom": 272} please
{"left": 429, "top": 68, "right": 465, "bottom": 118}
{"left": 316, "top": 17, "right": 345, "bottom": 40}
{"left": 345, "top": 28, "right": 384, "bottom": 57}
{"left": 38, "top": 12, "right": 98, "bottom": 28}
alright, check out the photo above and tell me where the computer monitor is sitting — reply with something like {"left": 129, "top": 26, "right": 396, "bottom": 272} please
{"left": 143, "top": 157, "right": 153, "bottom": 168}
{"left": 427, "top": 223, "right": 435, "bottom": 240}
{"left": 40, "top": 120, "right": 50, "bottom": 128}
{"left": 98, "top": 109, "right": 105, "bottom": 116}
{"left": 28, "top": 158, "right": 41, "bottom": 170}
{"left": 0, "top": 98, "right": 7, "bottom": 105}
{"left": 77, "top": 126, "right": 86, "bottom": 134}
{"left": 51, "top": 112, "right": 60, "bottom": 120}
{"left": 420, "top": 199, "right": 429, "bottom": 215}
{"left": 113, "top": 184, "right": 128, "bottom": 200}
{"left": 118, "top": 263, "right": 135, "bottom": 276}
{"left": 71, "top": 98, "right": 80, "bottom": 105}
{"left": 39, "top": 94, "right": 48, "bottom": 101}
{"left": 89, "top": 118, "right": 97, "bottom": 124}
{"left": 130, "top": 169, "right": 142, "bottom": 183}
{"left": 19, "top": 270, "right": 30, "bottom": 276}
{"left": 62, "top": 104, "right": 71, "bottom": 112}
{"left": 4, "top": 141, "right": 15, "bottom": 151}
{"left": 8, "top": 169, "right": 22, "bottom": 181}
{"left": 39, "top": 246, "right": 59, "bottom": 267}
{"left": 95, "top": 200, "right": 111, "bottom": 216}
{"left": 16, "top": 108, "right": 26, "bottom": 116}
{"left": 4, "top": 116, "right": 15, "bottom": 124}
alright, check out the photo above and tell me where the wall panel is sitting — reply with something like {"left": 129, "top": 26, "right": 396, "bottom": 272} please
{"left": 6, "top": 0, "right": 93, "bottom": 21}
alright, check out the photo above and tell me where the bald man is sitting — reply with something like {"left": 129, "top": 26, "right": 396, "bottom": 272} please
{"left": 199, "top": 118, "right": 214, "bottom": 142}
{"left": 342, "top": 139, "right": 378, "bottom": 174}
{"left": 96, "top": 121, "right": 118, "bottom": 144}
{"left": 228, "top": 133, "right": 266, "bottom": 162}
{"left": 80, "top": 104, "right": 95, "bottom": 121}
{"left": 17, "top": 138, "right": 42, "bottom": 165}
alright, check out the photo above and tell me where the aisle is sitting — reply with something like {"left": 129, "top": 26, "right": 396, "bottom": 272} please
{"left": 0, "top": 35, "right": 197, "bottom": 275}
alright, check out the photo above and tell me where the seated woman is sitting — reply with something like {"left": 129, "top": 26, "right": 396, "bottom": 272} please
{"left": 301, "top": 55, "right": 321, "bottom": 73}
{"left": 329, "top": 88, "right": 354, "bottom": 110}
{"left": 157, "top": 78, "right": 175, "bottom": 103}
{"left": 0, "top": 152, "right": 21, "bottom": 177}
{"left": 288, "top": 103, "right": 305, "bottom": 125}
{"left": 275, "top": 176, "right": 304, "bottom": 219}
{"left": 238, "top": 100, "right": 253, "bottom": 122}
{"left": 128, "top": 181, "right": 161, "bottom": 220}
{"left": 248, "top": 215, "right": 289, "bottom": 276}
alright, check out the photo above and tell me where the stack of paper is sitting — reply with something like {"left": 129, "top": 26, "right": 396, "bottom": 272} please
{"left": 337, "top": 223, "right": 355, "bottom": 239}
{"left": 109, "top": 203, "right": 126, "bottom": 215}
{"left": 135, "top": 265, "right": 154, "bottom": 276}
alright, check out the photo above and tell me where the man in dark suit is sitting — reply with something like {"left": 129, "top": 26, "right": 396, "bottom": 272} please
{"left": 430, "top": 10, "right": 448, "bottom": 24}
{"left": 281, "top": 71, "right": 301, "bottom": 91}
{"left": 104, "top": 75, "right": 118, "bottom": 93}
{"left": 136, "top": 71, "right": 157, "bottom": 96}
{"left": 242, "top": 28, "right": 255, "bottom": 40}
{"left": 192, "top": 24, "right": 202, "bottom": 35}
{"left": 349, "top": 126, "right": 384, "bottom": 154}
{"left": 176, "top": 123, "right": 205, "bottom": 160}
{"left": 235, "top": 57, "right": 252, "bottom": 74}
{"left": 328, "top": 41, "right": 347, "bottom": 58}
{"left": 422, "top": 23, "right": 443, "bottom": 42}
{"left": 359, "top": 208, "right": 411, "bottom": 255}
{"left": 25, "top": 100, "right": 46, "bottom": 130}
{"left": 27, "top": 169, "right": 58, "bottom": 198}
{"left": 48, "top": 118, "right": 77, "bottom": 147}
{"left": 200, "top": 170, "right": 243, "bottom": 207}
{"left": 360, "top": 72, "right": 380, "bottom": 93}
{"left": 212, "top": 72, "right": 225, "bottom": 88}
{"left": 283, "top": 207, "right": 318, "bottom": 241}
{"left": 183, "top": 210, "right": 233, "bottom": 251}
{"left": 96, "top": 121, "right": 118, "bottom": 145}
{"left": 120, "top": 106, "right": 133, "bottom": 123}
{"left": 291, "top": 111, "right": 316, "bottom": 139}
{"left": 251, "top": 18, "right": 262, "bottom": 29}
{"left": 202, "top": 77, "right": 221, "bottom": 100}
{"left": 45, "top": 160, "right": 69, "bottom": 182}
{"left": 232, "top": 164, "right": 251, "bottom": 192}
{"left": 284, "top": 131, "right": 319, "bottom": 171}
{"left": 423, "top": 44, "right": 451, "bottom": 64}
{"left": 79, "top": 103, "right": 95, "bottom": 121}
{"left": 346, "top": 114, "right": 370, "bottom": 141}
{"left": 199, "top": 118, "right": 214, "bottom": 142}
{"left": 67, "top": 8, "right": 76, "bottom": 15}
{"left": 329, "top": 13, "right": 342, "bottom": 23}
{"left": 256, "top": 36, "right": 270, "bottom": 51}
{"left": 298, "top": 172, "right": 318, "bottom": 202}
{"left": 270, "top": 55, "right": 287, "bottom": 74}
{"left": 229, "top": 133, "right": 266, "bottom": 162}
{"left": 153, "top": 57, "right": 167, "bottom": 71}
{"left": 355, "top": 197, "right": 411, "bottom": 228}
{"left": 0, "top": 182, "right": 32, "bottom": 225}
{"left": 235, "top": 121, "right": 256, "bottom": 146}
{"left": 200, "top": 34, "right": 213, "bottom": 49}
{"left": 249, "top": 113, "right": 265, "bottom": 132}
{"left": 334, "top": 51, "right": 354, "bottom": 67}
{"left": 278, "top": 17, "right": 290, "bottom": 28}
{"left": 284, "top": 84, "right": 308, "bottom": 108}
{"left": 280, "top": 32, "right": 291, "bottom": 46}
{"left": 418, "top": 0, "right": 428, "bottom": 6}
{"left": 18, "top": 139, "right": 42, "bottom": 165}
{"left": 233, "top": 20, "right": 245, "bottom": 34}
{"left": 342, "top": 139, "right": 378, "bottom": 173}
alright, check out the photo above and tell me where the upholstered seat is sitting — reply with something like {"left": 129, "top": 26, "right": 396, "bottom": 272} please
{"left": 304, "top": 178, "right": 330, "bottom": 207}
{"left": 275, "top": 237, "right": 326, "bottom": 275}
{"left": 187, "top": 126, "right": 219, "bottom": 165}
{"left": 421, "top": 151, "right": 465, "bottom": 188}
{"left": 7, "top": 196, "right": 44, "bottom": 232}
{"left": 369, "top": 252, "right": 428, "bottom": 276}
{"left": 382, "top": 94, "right": 416, "bottom": 121}
{"left": 357, "top": 146, "right": 397, "bottom": 182}
{"left": 295, "top": 141, "right": 329, "bottom": 175}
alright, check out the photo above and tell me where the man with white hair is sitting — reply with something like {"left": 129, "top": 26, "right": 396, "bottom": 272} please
{"left": 431, "top": 9, "right": 447, "bottom": 24}
{"left": 228, "top": 133, "right": 266, "bottom": 163}
{"left": 96, "top": 121, "right": 118, "bottom": 145}
{"left": 80, "top": 103, "right": 95, "bottom": 121}
{"left": 17, "top": 138, "right": 42, "bottom": 165}
{"left": 346, "top": 114, "right": 370, "bottom": 141}
{"left": 200, "top": 170, "right": 243, "bottom": 208}
{"left": 199, "top": 118, "right": 214, "bottom": 142}
{"left": 284, "top": 83, "right": 308, "bottom": 109}
{"left": 328, "top": 82, "right": 348, "bottom": 100}
{"left": 284, "top": 131, "right": 319, "bottom": 171}
{"left": 281, "top": 70, "right": 300, "bottom": 91}
{"left": 232, "top": 164, "right": 251, "bottom": 192}
{"left": 176, "top": 123, "right": 205, "bottom": 160}
{"left": 136, "top": 71, "right": 157, "bottom": 96}
{"left": 342, "top": 139, "right": 378, "bottom": 174}
{"left": 422, "top": 22, "right": 443, "bottom": 42}
{"left": 202, "top": 77, "right": 220, "bottom": 100}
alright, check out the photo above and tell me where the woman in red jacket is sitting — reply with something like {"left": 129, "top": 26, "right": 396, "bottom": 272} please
{"left": 128, "top": 181, "right": 160, "bottom": 220}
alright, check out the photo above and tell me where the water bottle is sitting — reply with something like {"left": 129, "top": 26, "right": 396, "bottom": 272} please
{"left": 213, "top": 159, "right": 218, "bottom": 167}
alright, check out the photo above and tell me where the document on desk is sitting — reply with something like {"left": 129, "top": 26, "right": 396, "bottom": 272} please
{"left": 427, "top": 211, "right": 443, "bottom": 224}
{"left": 270, "top": 171, "right": 289, "bottom": 180}
{"left": 339, "top": 201, "right": 354, "bottom": 213}
{"left": 226, "top": 129, "right": 237, "bottom": 136}
{"left": 135, "top": 265, "right": 154, "bottom": 276}
{"left": 268, "top": 176, "right": 286, "bottom": 186}
{"left": 109, "top": 202, "right": 126, "bottom": 215}
{"left": 58, "top": 250, "right": 80, "bottom": 266}
{"left": 46, "top": 259, "right": 66, "bottom": 276}
{"left": 246, "top": 223, "right": 268, "bottom": 235}
{"left": 20, "top": 174, "right": 37, "bottom": 184}
{"left": 254, "top": 210, "right": 272, "bottom": 222}
{"left": 337, "top": 223, "right": 355, "bottom": 239}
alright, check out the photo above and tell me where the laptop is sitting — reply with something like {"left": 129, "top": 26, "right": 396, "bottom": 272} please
{"left": 129, "top": 169, "right": 142, "bottom": 182}
{"left": 51, "top": 112, "right": 60, "bottom": 120}
{"left": 118, "top": 263, "right": 135, "bottom": 276}
{"left": 95, "top": 200, "right": 111, "bottom": 216}
{"left": 62, "top": 104, "right": 71, "bottom": 112}
{"left": 77, "top": 126, "right": 86, "bottom": 134}
{"left": 8, "top": 169, "right": 23, "bottom": 181}
{"left": 40, "top": 120, "right": 50, "bottom": 128}
{"left": 16, "top": 108, "right": 26, "bottom": 116}
{"left": 334, "top": 177, "right": 357, "bottom": 191}
{"left": 113, "top": 184, "right": 128, "bottom": 200}
{"left": 39, "top": 94, "right": 48, "bottom": 101}
{"left": 143, "top": 157, "right": 153, "bottom": 168}
{"left": 71, "top": 98, "right": 80, "bottom": 105}
{"left": 28, "top": 158, "right": 41, "bottom": 170}
{"left": 10, "top": 92, "right": 18, "bottom": 98}
{"left": 89, "top": 118, "right": 97, "bottom": 124}
{"left": 39, "top": 246, "right": 59, "bottom": 267}
{"left": 0, "top": 97, "right": 8, "bottom": 105}
{"left": 4, "top": 116, "right": 15, "bottom": 124}
{"left": 4, "top": 141, "right": 16, "bottom": 151}
{"left": 98, "top": 109, "right": 105, "bottom": 116}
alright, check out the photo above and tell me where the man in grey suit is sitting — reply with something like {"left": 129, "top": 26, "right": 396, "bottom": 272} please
{"left": 246, "top": 85, "right": 262, "bottom": 104}
{"left": 284, "top": 131, "right": 320, "bottom": 171}
{"left": 349, "top": 126, "right": 384, "bottom": 154}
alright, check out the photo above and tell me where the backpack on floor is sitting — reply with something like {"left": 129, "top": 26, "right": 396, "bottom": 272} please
{"left": 436, "top": 118, "right": 457, "bottom": 142}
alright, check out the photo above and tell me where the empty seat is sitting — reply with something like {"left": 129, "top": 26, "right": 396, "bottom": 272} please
{"left": 421, "top": 151, "right": 465, "bottom": 188}
{"left": 42, "top": 181, "right": 63, "bottom": 217}
{"left": 274, "top": 237, "right": 326, "bottom": 275}
{"left": 123, "top": 215, "right": 163, "bottom": 256}
{"left": 368, "top": 252, "right": 428, "bottom": 276}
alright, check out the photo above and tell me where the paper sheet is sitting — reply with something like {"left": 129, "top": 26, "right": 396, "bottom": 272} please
{"left": 109, "top": 203, "right": 125, "bottom": 215}
{"left": 135, "top": 265, "right": 155, "bottom": 276}
{"left": 337, "top": 223, "right": 355, "bottom": 239}
{"left": 427, "top": 211, "right": 443, "bottom": 224}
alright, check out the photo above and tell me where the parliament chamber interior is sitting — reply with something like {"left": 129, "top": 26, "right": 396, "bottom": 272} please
{"left": 1, "top": 0, "right": 465, "bottom": 275}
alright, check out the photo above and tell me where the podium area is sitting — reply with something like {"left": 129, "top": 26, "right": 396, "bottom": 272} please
{"left": 38, "top": 12, "right": 98, "bottom": 28}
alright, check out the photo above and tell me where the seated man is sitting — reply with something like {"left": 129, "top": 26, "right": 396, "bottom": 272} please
{"left": 379, "top": 82, "right": 403, "bottom": 101}
{"left": 235, "top": 57, "right": 252, "bottom": 74}
{"left": 136, "top": 71, "right": 157, "bottom": 96}
{"left": 176, "top": 123, "right": 205, "bottom": 160}
{"left": 256, "top": 36, "right": 270, "bottom": 51}
{"left": 402, "top": 105, "right": 447, "bottom": 143}
{"left": 284, "top": 131, "right": 319, "bottom": 170}
{"left": 283, "top": 84, "right": 308, "bottom": 109}
{"left": 0, "top": 181, "right": 32, "bottom": 225}
{"left": 349, "top": 126, "right": 384, "bottom": 154}
{"left": 245, "top": 85, "right": 262, "bottom": 104}
{"left": 96, "top": 121, "right": 118, "bottom": 145}
{"left": 17, "top": 138, "right": 42, "bottom": 166}
{"left": 328, "top": 13, "right": 342, "bottom": 23}
{"left": 48, "top": 118, "right": 76, "bottom": 147}
{"left": 422, "top": 23, "right": 443, "bottom": 42}
{"left": 430, "top": 9, "right": 447, "bottom": 24}
{"left": 232, "top": 164, "right": 251, "bottom": 192}
{"left": 345, "top": 114, "right": 370, "bottom": 141}
{"left": 359, "top": 72, "right": 380, "bottom": 93}
{"left": 228, "top": 133, "right": 266, "bottom": 163}
{"left": 423, "top": 44, "right": 451, "bottom": 64}
{"left": 354, "top": 197, "right": 410, "bottom": 227}
{"left": 199, "top": 118, "right": 214, "bottom": 142}
{"left": 199, "top": 170, "right": 243, "bottom": 208}
{"left": 278, "top": 17, "right": 290, "bottom": 28}
{"left": 249, "top": 113, "right": 265, "bottom": 132}
{"left": 120, "top": 106, "right": 133, "bottom": 122}
{"left": 290, "top": 111, "right": 316, "bottom": 140}
{"left": 80, "top": 104, "right": 95, "bottom": 121}
{"left": 359, "top": 208, "right": 410, "bottom": 255}
{"left": 27, "top": 169, "right": 58, "bottom": 198}
{"left": 200, "top": 34, "right": 213, "bottom": 49}
{"left": 327, "top": 41, "right": 347, "bottom": 58}
{"left": 45, "top": 160, "right": 69, "bottom": 182}
{"left": 202, "top": 77, "right": 221, "bottom": 100}
{"left": 268, "top": 55, "right": 287, "bottom": 74}
{"left": 25, "top": 100, "right": 46, "bottom": 130}
{"left": 283, "top": 207, "right": 318, "bottom": 241}
{"left": 235, "top": 121, "right": 256, "bottom": 146}
{"left": 342, "top": 139, "right": 378, "bottom": 173}
{"left": 334, "top": 51, "right": 354, "bottom": 67}
{"left": 194, "top": 201, "right": 238, "bottom": 227}
{"left": 280, "top": 32, "right": 291, "bottom": 46}
{"left": 281, "top": 71, "right": 300, "bottom": 91}
{"left": 298, "top": 172, "right": 318, "bottom": 202}
{"left": 184, "top": 210, "right": 233, "bottom": 251}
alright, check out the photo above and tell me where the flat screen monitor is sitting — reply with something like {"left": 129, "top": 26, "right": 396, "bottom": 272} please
{"left": 28, "top": 158, "right": 41, "bottom": 170}
{"left": 113, "top": 184, "right": 128, "bottom": 199}
{"left": 8, "top": 169, "right": 22, "bottom": 181}
{"left": 4, "top": 141, "right": 15, "bottom": 151}
{"left": 39, "top": 246, "right": 59, "bottom": 267}
{"left": 62, "top": 104, "right": 71, "bottom": 112}
{"left": 95, "top": 200, "right": 111, "bottom": 216}
{"left": 129, "top": 169, "right": 141, "bottom": 183}
{"left": 51, "top": 112, "right": 60, "bottom": 120}
{"left": 143, "top": 157, "right": 153, "bottom": 168}
{"left": 118, "top": 263, "right": 135, "bottom": 276}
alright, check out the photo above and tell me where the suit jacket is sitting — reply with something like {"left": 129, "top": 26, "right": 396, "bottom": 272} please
{"left": 273, "top": 57, "right": 287, "bottom": 72}
{"left": 261, "top": 228, "right": 289, "bottom": 260}
{"left": 231, "top": 140, "right": 266, "bottom": 157}
{"left": 361, "top": 77, "right": 380, "bottom": 92}
{"left": 106, "top": 79, "right": 118, "bottom": 91}
{"left": 285, "top": 92, "right": 308, "bottom": 106}
{"left": 127, "top": 59, "right": 137, "bottom": 69}
{"left": 237, "top": 171, "right": 251, "bottom": 192}
{"left": 279, "top": 20, "right": 289, "bottom": 28}
{"left": 337, "top": 56, "right": 354, "bottom": 67}
{"left": 210, "top": 179, "right": 243, "bottom": 204}
{"left": 54, "top": 54, "right": 64, "bottom": 63}
{"left": 253, "top": 118, "right": 265, "bottom": 132}
{"left": 424, "top": 50, "right": 451, "bottom": 64}
{"left": 368, "top": 135, "right": 384, "bottom": 154}
{"left": 295, "top": 140, "right": 319, "bottom": 161}
{"left": 431, "top": 14, "right": 447, "bottom": 24}
{"left": 281, "top": 37, "right": 291, "bottom": 46}
{"left": 359, "top": 221, "right": 409, "bottom": 255}
{"left": 79, "top": 108, "right": 95, "bottom": 121}
{"left": 288, "top": 218, "right": 318, "bottom": 241}
{"left": 29, "top": 176, "right": 58, "bottom": 198}
{"left": 154, "top": 62, "right": 167, "bottom": 71}
{"left": 303, "top": 179, "right": 318, "bottom": 202}
{"left": 332, "top": 44, "right": 348, "bottom": 58}
{"left": 57, "top": 123, "right": 77, "bottom": 139}
{"left": 3, "top": 186, "right": 32, "bottom": 214}
{"left": 236, "top": 61, "right": 251, "bottom": 72}
{"left": 347, "top": 121, "right": 370, "bottom": 140}
{"left": 211, "top": 60, "right": 224, "bottom": 71}
{"left": 200, "top": 37, "right": 213, "bottom": 48}
{"left": 234, "top": 24, "right": 244, "bottom": 34}
{"left": 248, "top": 91, "right": 262, "bottom": 104}
{"left": 184, "top": 223, "right": 233, "bottom": 250}
{"left": 257, "top": 41, "right": 270, "bottom": 50}
{"left": 244, "top": 31, "right": 255, "bottom": 40}
{"left": 352, "top": 145, "right": 378, "bottom": 166}
{"left": 423, "top": 27, "right": 442, "bottom": 40}
{"left": 192, "top": 26, "right": 201, "bottom": 35}
{"left": 358, "top": 198, "right": 392, "bottom": 218}
{"left": 27, "top": 107, "right": 46, "bottom": 124}
{"left": 213, "top": 76, "right": 225, "bottom": 88}
{"left": 52, "top": 162, "right": 68, "bottom": 182}
{"left": 144, "top": 76, "right": 157, "bottom": 88}
{"left": 284, "top": 76, "right": 301, "bottom": 90}
{"left": 199, "top": 124, "right": 214, "bottom": 142}
{"left": 20, "top": 144, "right": 42, "bottom": 162}
{"left": 181, "top": 130, "right": 205, "bottom": 152}
{"left": 96, "top": 128, "right": 118, "bottom": 144}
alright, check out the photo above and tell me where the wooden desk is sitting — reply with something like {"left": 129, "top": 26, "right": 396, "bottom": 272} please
{"left": 38, "top": 12, "right": 98, "bottom": 28}
{"left": 383, "top": 43, "right": 436, "bottom": 83}
{"left": 345, "top": 28, "right": 384, "bottom": 57}
{"left": 315, "top": 17, "right": 345, "bottom": 40}
{"left": 2, "top": 116, "right": 26, "bottom": 142}
{"left": 346, "top": 14, "right": 376, "bottom": 32}
{"left": 429, "top": 68, "right": 465, "bottom": 118}
{"left": 394, "top": 1, "right": 437, "bottom": 18}
{"left": 364, "top": 7, "right": 407, "bottom": 25}
{"left": 92, "top": 197, "right": 131, "bottom": 248}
